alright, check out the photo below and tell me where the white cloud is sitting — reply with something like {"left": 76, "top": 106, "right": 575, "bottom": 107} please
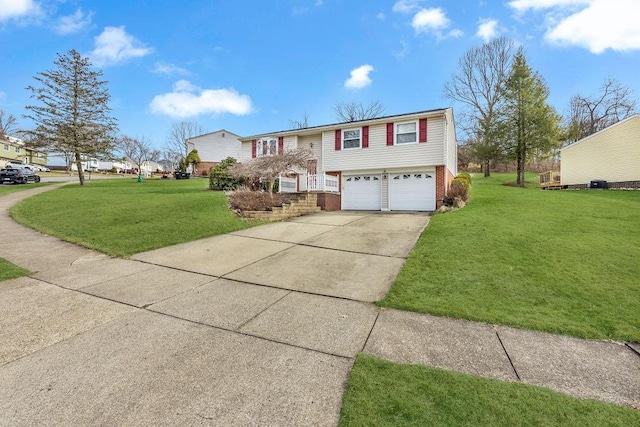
{"left": 153, "top": 62, "right": 190, "bottom": 76}
{"left": 90, "top": 26, "right": 153, "bottom": 66}
{"left": 54, "top": 8, "right": 92, "bottom": 35}
{"left": 508, "top": 0, "right": 591, "bottom": 12}
{"left": 509, "top": 0, "right": 640, "bottom": 53}
{"left": 150, "top": 80, "right": 253, "bottom": 118}
{"left": 392, "top": 0, "right": 422, "bottom": 14}
{"left": 344, "top": 64, "right": 374, "bottom": 89}
{"left": 0, "top": 0, "right": 42, "bottom": 22}
{"left": 376, "top": 12, "right": 386, "bottom": 20}
{"left": 394, "top": 40, "right": 410, "bottom": 58}
{"left": 411, "top": 8, "right": 462, "bottom": 38}
{"left": 476, "top": 18, "right": 499, "bottom": 42}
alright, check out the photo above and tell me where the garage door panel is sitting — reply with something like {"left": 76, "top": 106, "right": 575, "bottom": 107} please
{"left": 342, "top": 175, "right": 381, "bottom": 210}
{"left": 389, "top": 172, "right": 435, "bottom": 211}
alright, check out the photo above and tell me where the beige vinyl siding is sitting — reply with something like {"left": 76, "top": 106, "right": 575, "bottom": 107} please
{"left": 445, "top": 108, "right": 457, "bottom": 177}
{"left": 284, "top": 135, "right": 297, "bottom": 151}
{"left": 240, "top": 141, "right": 253, "bottom": 162}
{"left": 323, "top": 116, "right": 446, "bottom": 172}
{"left": 187, "top": 131, "right": 241, "bottom": 163}
{"left": 561, "top": 115, "right": 640, "bottom": 185}
{"left": 298, "top": 134, "right": 322, "bottom": 171}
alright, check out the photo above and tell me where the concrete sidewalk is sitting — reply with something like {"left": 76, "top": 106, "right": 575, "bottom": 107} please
{"left": 0, "top": 185, "right": 638, "bottom": 425}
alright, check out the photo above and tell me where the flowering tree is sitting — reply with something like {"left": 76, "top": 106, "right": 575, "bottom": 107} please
{"left": 231, "top": 148, "right": 313, "bottom": 195}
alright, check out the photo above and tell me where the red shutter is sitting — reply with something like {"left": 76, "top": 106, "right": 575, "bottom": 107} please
{"left": 362, "top": 126, "right": 369, "bottom": 148}
{"left": 335, "top": 129, "right": 341, "bottom": 151}
{"left": 251, "top": 139, "right": 257, "bottom": 158}
{"left": 419, "top": 118, "right": 427, "bottom": 143}
{"left": 386, "top": 123, "right": 394, "bottom": 146}
{"left": 278, "top": 137, "right": 284, "bottom": 154}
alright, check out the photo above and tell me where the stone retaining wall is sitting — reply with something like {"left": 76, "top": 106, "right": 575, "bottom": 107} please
{"left": 242, "top": 193, "right": 321, "bottom": 221}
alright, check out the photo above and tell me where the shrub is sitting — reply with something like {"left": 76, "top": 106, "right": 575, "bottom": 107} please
{"left": 443, "top": 179, "right": 469, "bottom": 207}
{"left": 456, "top": 172, "right": 472, "bottom": 185}
{"left": 209, "top": 157, "right": 243, "bottom": 191}
{"left": 227, "top": 189, "right": 284, "bottom": 212}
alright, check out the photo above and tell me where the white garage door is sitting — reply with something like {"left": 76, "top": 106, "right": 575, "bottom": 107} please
{"left": 389, "top": 172, "right": 435, "bottom": 211}
{"left": 342, "top": 174, "right": 382, "bottom": 210}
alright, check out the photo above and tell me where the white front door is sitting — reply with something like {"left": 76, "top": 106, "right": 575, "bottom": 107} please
{"left": 342, "top": 174, "right": 382, "bottom": 210}
{"left": 389, "top": 172, "right": 435, "bottom": 211}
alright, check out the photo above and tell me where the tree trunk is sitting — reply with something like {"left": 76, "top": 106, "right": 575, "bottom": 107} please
{"left": 483, "top": 159, "right": 491, "bottom": 177}
{"left": 75, "top": 152, "right": 85, "bottom": 186}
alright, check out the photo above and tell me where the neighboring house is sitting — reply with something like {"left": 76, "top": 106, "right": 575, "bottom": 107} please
{"left": 239, "top": 108, "right": 457, "bottom": 211}
{"left": 186, "top": 129, "right": 242, "bottom": 175}
{"left": 561, "top": 114, "right": 640, "bottom": 189}
{"left": 1, "top": 134, "right": 48, "bottom": 169}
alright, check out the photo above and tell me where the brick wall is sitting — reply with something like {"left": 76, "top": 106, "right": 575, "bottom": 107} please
{"left": 195, "top": 162, "right": 218, "bottom": 176}
{"left": 316, "top": 192, "right": 341, "bottom": 211}
{"left": 435, "top": 165, "right": 446, "bottom": 209}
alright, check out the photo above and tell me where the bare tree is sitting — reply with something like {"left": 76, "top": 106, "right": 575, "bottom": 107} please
{"left": 568, "top": 78, "right": 637, "bottom": 141}
{"left": 334, "top": 100, "right": 385, "bottom": 122}
{"left": 24, "top": 49, "right": 118, "bottom": 185}
{"left": 165, "top": 121, "right": 203, "bottom": 163}
{"left": 443, "top": 36, "right": 515, "bottom": 177}
{"left": 118, "top": 135, "right": 160, "bottom": 180}
{"left": 0, "top": 109, "right": 18, "bottom": 137}
{"left": 230, "top": 148, "right": 313, "bottom": 195}
{"left": 289, "top": 113, "right": 309, "bottom": 129}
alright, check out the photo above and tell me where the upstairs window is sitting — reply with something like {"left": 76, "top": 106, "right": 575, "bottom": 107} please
{"left": 3, "top": 144, "right": 8, "bottom": 151}
{"left": 257, "top": 138, "right": 277, "bottom": 156}
{"left": 15, "top": 146, "right": 21, "bottom": 153}
{"left": 342, "top": 128, "right": 361, "bottom": 149}
{"left": 395, "top": 121, "right": 417, "bottom": 145}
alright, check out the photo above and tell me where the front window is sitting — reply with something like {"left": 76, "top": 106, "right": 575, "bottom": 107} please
{"left": 3, "top": 144, "right": 8, "bottom": 151}
{"left": 15, "top": 147, "right": 21, "bottom": 153}
{"left": 396, "top": 121, "right": 417, "bottom": 144}
{"left": 257, "top": 138, "right": 277, "bottom": 156}
{"left": 343, "top": 128, "right": 361, "bottom": 149}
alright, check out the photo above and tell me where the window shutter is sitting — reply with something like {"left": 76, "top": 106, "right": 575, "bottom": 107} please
{"left": 278, "top": 137, "right": 284, "bottom": 154}
{"left": 335, "top": 129, "right": 341, "bottom": 151}
{"left": 419, "top": 118, "right": 427, "bottom": 143}
{"left": 251, "top": 139, "right": 257, "bottom": 158}
{"left": 362, "top": 126, "right": 369, "bottom": 148}
{"left": 386, "top": 123, "right": 394, "bottom": 146}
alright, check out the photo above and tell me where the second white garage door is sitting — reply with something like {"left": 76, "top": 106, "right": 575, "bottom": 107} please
{"left": 389, "top": 172, "right": 435, "bottom": 211}
{"left": 342, "top": 174, "right": 381, "bottom": 210}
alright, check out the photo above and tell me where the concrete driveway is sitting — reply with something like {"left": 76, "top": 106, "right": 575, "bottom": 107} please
{"left": 0, "top": 206, "right": 430, "bottom": 426}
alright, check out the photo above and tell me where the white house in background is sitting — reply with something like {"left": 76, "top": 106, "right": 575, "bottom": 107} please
{"left": 239, "top": 108, "right": 457, "bottom": 211}
{"left": 561, "top": 115, "right": 640, "bottom": 189}
{"left": 186, "top": 129, "right": 242, "bottom": 176}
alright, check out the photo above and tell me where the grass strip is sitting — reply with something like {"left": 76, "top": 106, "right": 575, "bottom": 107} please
{"left": 340, "top": 354, "right": 640, "bottom": 427}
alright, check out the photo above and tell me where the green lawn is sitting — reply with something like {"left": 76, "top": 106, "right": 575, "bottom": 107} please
{"left": 380, "top": 173, "right": 640, "bottom": 342}
{"left": 10, "top": 178, "right": 259, "bottom": 257}
{"left": 0, "top": 182, "right": 52, "bottom": 195}
{"left": 0, "top": 258, "right": 32, "bottom": 281}
{"left": 339, "top": 354, "right": 640, "bottom": 427}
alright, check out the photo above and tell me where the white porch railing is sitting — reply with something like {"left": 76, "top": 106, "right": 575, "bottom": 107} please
{"left": 308, "top": 173, "right": 339, "bottom": 192}
{"left": 279, "top": 175, "right": 298, "bottom": 193}
{"left": 279, "top": 173, "right": 340, "bottom": 193}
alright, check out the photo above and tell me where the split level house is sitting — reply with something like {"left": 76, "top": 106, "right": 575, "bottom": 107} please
{"left": 239, "top": 108, "right": 458, "bottom": 211}
{"left": 1, "top": 134, "right": 48, "bottom": 169}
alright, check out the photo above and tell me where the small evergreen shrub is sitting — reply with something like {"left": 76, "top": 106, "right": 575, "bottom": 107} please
{"left": 454, "top": 174, "right": 471, "bottom": 188}
{"left": 209, "top": 157, "right": 243, "bottom": 191}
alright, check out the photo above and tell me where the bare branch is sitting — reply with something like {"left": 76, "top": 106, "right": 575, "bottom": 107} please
{"left": 0, "top": 110, "right": 18, "bottom": 137}
{"left": 334, "top": 100, "right": 385, "bottom": 122}
{"left": 165, "top": 121, "right": 203, "bottom": 161}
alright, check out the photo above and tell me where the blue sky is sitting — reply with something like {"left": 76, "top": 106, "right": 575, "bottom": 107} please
{"left": 1, "top": 0, "right": 639, "bottom": 151}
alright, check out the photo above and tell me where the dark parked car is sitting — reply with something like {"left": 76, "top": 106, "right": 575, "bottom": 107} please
{"left": 0, "top": 167, "right": 41, "bottom": 184}
{"left": 173, "top": 171, "right": 190, "bottom": 179}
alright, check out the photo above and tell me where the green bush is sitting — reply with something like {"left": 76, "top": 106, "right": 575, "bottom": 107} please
{"left": 454, "top": 173, "right": 471, "bottom": 188}
{"left": 444, "top": 179, "right": 469, "bottom": 206}
{"left": 209, "top": 157, "right": 243, "bottom": 191}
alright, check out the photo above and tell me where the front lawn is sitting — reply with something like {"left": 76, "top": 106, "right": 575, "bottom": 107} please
{"left": 10, "top": 179, "right": 259, "bottom": 257}
{"left": 380, "top": 173, "right": 640, "bottom": 342}
{"left": 0, "top": 182, "right": 52, "bottom": 196}
{"left": 0, "top": 258, "right": 32, "bottom": 281}
{"left": 339, "top": 354, "right": 640, "bottom": 426}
